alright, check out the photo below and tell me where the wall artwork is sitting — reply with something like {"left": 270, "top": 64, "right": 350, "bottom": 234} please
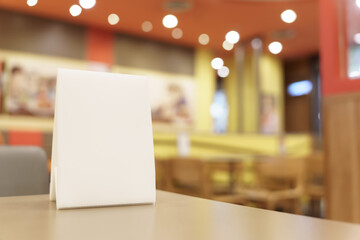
{"left": 260, "top": 94, "right": 279, "bottom": 134}
{"left": 2, "top": 56, "right": 89, "bottom": 117}
{"left": 113, "top": 66, "right": 195, "bottom": 128}
{"left": 2, "top": 57, "right": 196, "bottom": 129}
{"left": 4, "top": 59, "right": 58, "bottom": 116}
{"left": 149, "top": 76, "right": 195, "bottom": 127}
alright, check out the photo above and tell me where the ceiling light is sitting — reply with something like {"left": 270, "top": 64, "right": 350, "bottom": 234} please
{"left": 108, "top": 14, "right": 119, "bottom": 25}
{"left": 225, "top": 31, "right": 240, "bottom": 44}
{"left": 162, "top": 14, "right": 178, "bottom": 29}
{"left": 27, "top": 0, "right": 37, "bottom": 7}
{"left": 79, "top": 0, "right": 96, "bottom": 9}
{"left": 281, "top": 9, "right": 297, "bottom": 23}
{"left": 211, "top": 58, "right": 224, "bottom": 70}
{"left": 69, "top": 5, "right": 82, "bottom": 17}
{"left": 357, "top": 0, "right": 360, "bottom": 8}
{"left": 172, "top": 28, "right": 183, "bottom": 39}
{"left": 268, "top": 41, "right": 283, "bottom": 54}
{"left": 354, "top": 33, "right": 360, "bottom": 44}
{"left": 222, "top": 41, "right": 234, "bottom": 51}
{"left": 142, "top": 21, "right": 153, "bottom": 32}
{"left": 217, "top": 66, "right": 230, "bottom": 78}
{"left": 198, "top": 34, "right": 210, "bottom": 45}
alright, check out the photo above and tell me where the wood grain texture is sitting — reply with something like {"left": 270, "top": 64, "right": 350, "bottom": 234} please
{"left": 324, "top": 93, "right": 360, "bottom": 223}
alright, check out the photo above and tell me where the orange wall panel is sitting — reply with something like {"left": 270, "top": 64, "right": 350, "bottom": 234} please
{"left": 320, "top": 0, "right": 360, "bottom": 95}
{"left": 86, "top": 28, "right": 114, "bottom": 65}
{"left": 8, "top": 131, "right": 43, "bottom": 147}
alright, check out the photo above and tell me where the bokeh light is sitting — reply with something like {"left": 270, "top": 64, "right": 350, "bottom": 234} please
{"left": 69, "top": 5, "right": 82, "bottom": 17}
{"left": 79, "top": 0, "right": 96, "bottom": 9}
{"left": 217, "top": 66, "right": 230, "bottom": 78}
{"left": 225, "top": 31, "right": 240, "bottom": 44}
{"left": 222, "top": 41, "right": 234, "bottom": 51}
{"left": 172, "top": 28, "right": 183, "bottom": 39}
{"left": 287, "top": 80, "right": 313, "bottom": 96}
{"left": 142, "top": 21, "right": 153, "bottom": 32}
{"left": 162, "top": 14, "right": 178, "bottom": 28}
{"left": 281, "top": 9, "right": 297, "bottom": 23}
{"left": 27, "top": 0, "right": 38, "bottom": 7}
{"left": 211, "top": 58, "right": 224, "bottom": 70}
{"left": 268, "top": 41, "right": 283, "bottom": 54}
{"left": 251, "top": 38, "right": 262, "bottom": 50}
{"left": 198, "top": 34, "right": 210, "bottom": 45}
{"left": 108, "top": 14, "right": 120, "bottom": 25}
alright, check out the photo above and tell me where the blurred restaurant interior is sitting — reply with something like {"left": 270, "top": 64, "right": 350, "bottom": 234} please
{"left": 0, "top": 0, "right": 360, "bottom": 225}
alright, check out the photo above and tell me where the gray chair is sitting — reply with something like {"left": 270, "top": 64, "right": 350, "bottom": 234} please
{"left": 0, "top": 146, "right": 49, "bottom": 197}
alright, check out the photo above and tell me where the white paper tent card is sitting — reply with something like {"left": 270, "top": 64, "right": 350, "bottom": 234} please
{"left": 50, "top": 69, "right": 156, "bottom": 209}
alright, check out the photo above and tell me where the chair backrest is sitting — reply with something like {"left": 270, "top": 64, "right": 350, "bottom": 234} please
{"left": 168, "top": 158, "right": 204, "bottom": 187}
{"left": 0, "top": 146, "right": 49, "bottom": 197}
{"left": 306, "top": 151, "right": 324, "bottom": 184}
{"left": 305, "top": 151, "right": 324, "bottom": 197}
{"left": 257, "top": 157, "right": 305, "bottom": 190}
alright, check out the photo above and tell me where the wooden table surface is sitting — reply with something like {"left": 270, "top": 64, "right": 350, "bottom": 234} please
{"left": 0, "top": 190, "right": 360, "bottom": 240}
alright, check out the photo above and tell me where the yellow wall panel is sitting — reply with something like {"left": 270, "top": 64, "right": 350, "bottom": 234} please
{"left": 194, "top": 48, "right": 215, "bottom": 132}
{"left": 224, "top": 58, "right": 238, "bottom": 132}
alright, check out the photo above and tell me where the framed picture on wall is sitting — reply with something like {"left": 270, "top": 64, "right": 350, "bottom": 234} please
{"left": 4, "top": 59, "right": 57, "bottom": 116}
{"left": 113, "top": 66, "right": 195, "bottom": 129}
{"left": 2, "top": 56, "right": 87, "bottom": 117}
{"left": 150, "top": 80, "right": 194, "bottom": 126}
{"left": 260, "top": 94, "right": 279, "bottom": 134}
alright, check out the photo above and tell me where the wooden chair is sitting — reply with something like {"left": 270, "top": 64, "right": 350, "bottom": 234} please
{"left": 155, "top": 158, "right": 168, "bottom": 190}
{"left": 164, "top": 157, "right": 210, "bottom": 197}
{"left": 216, "top": 156, "right": 306, "bottom": 214}
{"left": 164, "top": 157, "right": 244, "bottom": 199}
{"left": 305, "top": 151, "right": 325, "bottom": 217}
{"left": 209, "top": 160, "right": 243, "bottom": 196}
